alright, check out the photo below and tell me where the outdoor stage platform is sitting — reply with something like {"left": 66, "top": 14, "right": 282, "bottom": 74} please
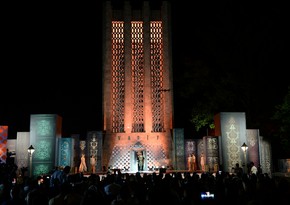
{"left": 81, "top": 169, "right": 216, "bottom": 178}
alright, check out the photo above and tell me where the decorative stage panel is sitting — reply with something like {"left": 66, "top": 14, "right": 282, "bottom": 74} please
{"left": 246, "top": 129, "right": 260, "bottom": 167}
{"left": 173, "top": 128, "right": 185, "bottom": 170}
{"left": 58, "top": 138, "right": 73, "bottom": 168}
{"left": 30, "top": 114, "right": 62, "bottom": 177}
{"left": 259, "top": 136, "right": 272, "bottom": 175}
{"left": 7, "top": 139, "right": 16, "bottom": 164}
{"left": 204, "top": 136, "right": 220, "bottom": 172}
{"left": 185, "top": 139, "right": 197, "bottom": 157}
{"left": 71, "top": 134, "right": 80, "bottom": 173}
{"left": 185, "top": 139, "right": 198, "bottom": 171}
{"left": 0, "top": 126, "right": 8, "bottom": 163}
{"left": 87, "top": 131, "right": 103, "bottom": 172}
{"left": 16, "top": 132, "right": 30, "bottom": 169}
{"left": 197, "top": 139, "right": 205, "bottom": 171}
{"left": 106, "top": 138, "right": 167, "bottom": 173}
{"left": 216, "top": 112, "right": 247, "bottom": 172}
{"left": 7, "top": 139, "right": 16, "bottom": 152}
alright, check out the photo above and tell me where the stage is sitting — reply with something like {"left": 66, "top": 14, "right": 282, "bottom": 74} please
{"left": 81, "top": 169, "right": 215, "bottom": 179}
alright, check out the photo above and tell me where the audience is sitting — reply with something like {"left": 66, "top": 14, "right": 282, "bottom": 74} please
{"left": 1, "top": 161, "right": 290, "bottom": 205}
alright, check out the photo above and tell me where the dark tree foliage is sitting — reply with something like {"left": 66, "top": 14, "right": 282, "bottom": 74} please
{"left": 172, "top": 1, "right": 288, "bottom": 146}
{"left": 272, "top": 86, "right": 290, "bottom": 158}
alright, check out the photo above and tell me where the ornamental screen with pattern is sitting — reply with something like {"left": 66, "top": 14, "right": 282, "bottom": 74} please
{"left": 150, "top": 21, "right": 164, "bottom": 132}
{"left": 112, "top": 21, "right": 125, "bottom": 133}
{"left": 111, "top": 21, "right": 163, "bottom": 133}
{"left": 132, "top": 21, "right": 145, "bottom": 133}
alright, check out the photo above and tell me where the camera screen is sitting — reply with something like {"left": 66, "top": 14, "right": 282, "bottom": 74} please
{"left": 200, "top": 192, "right": 214, "bottom": 200}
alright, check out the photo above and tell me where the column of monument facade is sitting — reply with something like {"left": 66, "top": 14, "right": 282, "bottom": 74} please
{"left": 143, "top": 1, "right": 152, "bottom": 134}
{"left": 102, "top": 0, "right": 113, "bottom": 167}
{"left": 102, "top": 0, "right": 112, "bottom": 132}
{"left": 161, "top": 1, "right": 174, "bottom": 133}
{"left": 124, "top": 1, "right": 132, "bottom": 134}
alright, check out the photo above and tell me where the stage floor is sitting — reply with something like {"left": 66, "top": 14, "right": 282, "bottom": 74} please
{"left": 81, "top": 169, "right": 214, "bottom": 178}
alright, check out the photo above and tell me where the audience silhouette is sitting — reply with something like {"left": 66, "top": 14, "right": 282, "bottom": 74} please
{"left": 1, "top": 162, "right": 289, "bottom": 205}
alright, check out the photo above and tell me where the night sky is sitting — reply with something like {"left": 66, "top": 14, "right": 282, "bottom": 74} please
{"left": 2, "top": 0, "right": 288, "bottom": 139}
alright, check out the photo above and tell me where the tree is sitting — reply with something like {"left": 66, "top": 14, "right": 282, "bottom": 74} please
{"left": 272, "top": 86, "right": 290, "bottom": 157}
{"left": 190, "top": 102, "right": 215, "bottom": 136}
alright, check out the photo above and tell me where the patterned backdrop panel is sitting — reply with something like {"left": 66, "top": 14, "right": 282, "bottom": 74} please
{"left": 173, "top": 128, "right": 185, "bottom": 170}
{"left": 259, "top": 136, "right": 272, "bottom": 176}
{"left": 197, "top": 139, "right": 205, "bottom": 170}
{"left": 71, "top": 134, "right": 80, "bottom": 171}
{"left": 246, "top": 129, "right": 260, "bottom": 166}
{"left": 58, "top": 138, "right": 73, "bottom": 167}
{"left": 219, "top": 112, "right": 247, "bottom": 172}
{"left": 86, "top": 131, "right": 103, "bottom": 172}
{"left": 205, "top": 136, "right": 220, "bottom": 171}
{"left": 30, "top": 114, "right": 61, "bottom": 177}
{"left": 108, "top": 141, "right": 167, "bottom": 172}
{"left": 0, "top": 126, "right": 8, "bottom": 163}
{"left": 185, "top": 139, "right": 197, "bottom": 157}
{"left": 16, "top": 132, "right": 30, "bottom": 169}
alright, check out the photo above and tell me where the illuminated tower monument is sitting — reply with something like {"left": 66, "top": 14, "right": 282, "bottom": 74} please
{"left": 102, "top": 0, "right": 174, "bottom": 172}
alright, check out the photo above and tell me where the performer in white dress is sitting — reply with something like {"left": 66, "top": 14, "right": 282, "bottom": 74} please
{"left": 200, "top": 153, "right": 205, "bottom": 172}
{"left": 191, "top": 153, "right": 196, "bottom": 171}
{"left": 187, "top": 154, "right": 192, "bottom": 171}
{"left": 90, "top": 155, "right": 96, "bottom": 173}
{"left": 79, "top": 154, "right": 87, "bottom": 173}
{"left": 137, "top": 151, "right": 145, "bottom": 171}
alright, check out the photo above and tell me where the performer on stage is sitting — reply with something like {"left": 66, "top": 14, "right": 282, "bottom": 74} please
{"left": 137, "top": 151, "right": 145, "bottom": 171}
{"left": 187, "top": 154, "right": 192, "bottom": 171}
{"left": 191, "top": 153, "right": 196, "bottom": 171}
{"left": 200, "top": 153, "right": 205, "bottom": 172}
{"left": 90, "top": 155, "right": 96, "bottom": 173}
{"left": 79, "top": 154, "right": 87, "bottom": 173}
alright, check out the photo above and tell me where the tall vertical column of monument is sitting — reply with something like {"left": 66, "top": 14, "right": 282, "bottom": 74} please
{"left": 102, "top": 1, "right": 174, "bottom": 171}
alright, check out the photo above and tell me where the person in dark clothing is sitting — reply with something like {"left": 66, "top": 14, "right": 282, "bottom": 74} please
{"left": 233, "top": 163, "right": 243, "bottom": 177}
{"left": 1, "top": 184, "right": 26, "bottom": 205}
{"left": 50, "top": 166, "right": 71, "bottom": 188}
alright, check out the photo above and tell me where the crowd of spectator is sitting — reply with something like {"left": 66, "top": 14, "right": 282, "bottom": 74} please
{"left": 1, "top": 161, "right": 290, "bottom": 205}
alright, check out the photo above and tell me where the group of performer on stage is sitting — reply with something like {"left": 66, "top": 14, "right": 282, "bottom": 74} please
{"left": 77, "top": 152, "right": 146, "bottom": 173}
{"left": 187, "top": 153, "right": 205, "bottom": 172}
{"left": 78, "top": 154, "right": 97, "bottom": 173}
{"left": 77, "top": 151, "right": 207, "bottom": 173}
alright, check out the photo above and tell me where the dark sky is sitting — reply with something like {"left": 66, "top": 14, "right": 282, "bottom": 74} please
{"left": 2, "top": 1, "right": 288, "bottom": 139}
